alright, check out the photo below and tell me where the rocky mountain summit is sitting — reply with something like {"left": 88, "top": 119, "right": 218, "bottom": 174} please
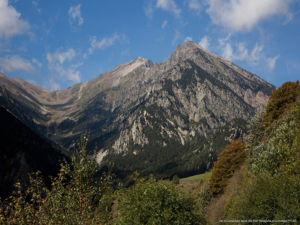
{"left": 0, "top": 41, "right": 275, "bottom": 179}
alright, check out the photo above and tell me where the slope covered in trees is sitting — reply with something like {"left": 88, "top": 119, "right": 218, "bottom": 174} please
{"left": 201, "top": 80, "right": 300, "bottom": 224}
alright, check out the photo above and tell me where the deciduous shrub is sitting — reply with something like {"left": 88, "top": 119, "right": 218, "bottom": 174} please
{"left": 263, "top": 80, "right": 300, "bottom": 128}
{"left": 208, "top": 140, "right": 246, "bottom": 196}
{"left": 116, "top": 173, "right": 207, "bottom": 225}
{"left": 225, "top": 173, "right": 300, "bottom": 221}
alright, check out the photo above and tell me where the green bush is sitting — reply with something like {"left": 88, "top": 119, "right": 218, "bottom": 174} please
{"left": 116, "top": 173, "right": 207, "bottom": 225}
{"left": 244, "top": 113, "right": 265, "bottom": 165}
{"left": 225, "top": 173, "right": 300, "bottom": 222}
{"left": 172, "top": 175, "right": 180, "bottom": 185}
{"left": 198, "top": 180, "right": 211, "bottom": 213}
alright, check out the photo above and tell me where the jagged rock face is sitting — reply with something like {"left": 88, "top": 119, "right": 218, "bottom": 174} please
{"left": 0, "top": 41, "right": 276, "bottom": 178}
{"left": 103, "top": 60, "right": 255, "bottom": 155}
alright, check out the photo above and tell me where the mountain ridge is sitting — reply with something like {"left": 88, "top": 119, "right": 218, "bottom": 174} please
{"left": 0, "top": 41, "right": 276, "bottom": 179}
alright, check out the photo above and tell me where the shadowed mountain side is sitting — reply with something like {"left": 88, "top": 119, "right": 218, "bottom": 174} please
{"left": 0, "top": 106, "right": 69, "bottom": 198}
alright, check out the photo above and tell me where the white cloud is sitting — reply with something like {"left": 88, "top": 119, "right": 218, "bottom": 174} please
{"left": 26, "top": 79, "right": 37, "bottom": 85}
{"left": 48, "top": 79, "right": 60, "bottom": 90}
{"left": 88, "top": 33, "right": 122, "bottom": 55}
{"left": 68, "top": 4, "right": 84, "bottom": 26}
{"left": 219, "top": 41, "right": 278, "bottom": 70}
{"left": 162, "top": 20, "right": 168, "bottom": 28}
{"left": 251, "top": 43, "right": 264, "bottom": 61}
{"left": 0, "top": 55, "right": 34, "bottom": 73}
{"left": 205, "top": 0, "right": 295, "bottom": 32}
{"left": 32, "top": 1, "right": 41, "bottom": 14}
{"left": 184, "top": 36, "right": 193, "bottom": 42}
{"left": 218, "top": 34, "right": 231, "bottom": 46}
{"left": 156, "top": 0, "right": 181, "bottom": 17}
{"left": 186, "top": 0, "right": 201, "bottom": 13}
{"left": 47, "top": 48, "right": 81, "bottom": 84}
{"left": 144, "top": 1, "right": 154, "bottom": 19}
{"left": 267, "top": 55, "right": 280, "bottom": 70}
{"left": 47, "top": 64, "right": 81, "bottom": 84}
{"left": 198, "top": 36, "right": 210, "bottom": 50}
{"left": 172, "top": 29, "right": 183, "bottom": 45}
{"left": 0, "top": 0, "right": 30, "bottom": 38}
{"left": 221, "top": 42, "right": 264, "bottom": 63}
{"left": 221, "top": 43, "right": 234, "bottom": 61}
{"left": 47, "top": 48, "right": 76, "bottom": 64}
{"left": 32, "top": 58, "right": 42, "bottom": 68}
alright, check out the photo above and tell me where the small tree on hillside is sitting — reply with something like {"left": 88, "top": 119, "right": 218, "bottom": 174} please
{"left": 208, "top": 140, "right": 246, "bottom": 196}
{"left": 172, "top": 175, "right": 180, "bottom": 185}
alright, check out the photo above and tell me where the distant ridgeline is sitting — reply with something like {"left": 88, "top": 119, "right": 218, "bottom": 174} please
{"left": 0, "top": 41, "right": 275, "bottom": 181}
{"left": 0, "top": 106, "right": 68, "bottom": 198}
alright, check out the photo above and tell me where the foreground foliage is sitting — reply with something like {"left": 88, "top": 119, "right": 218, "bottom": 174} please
{"left": 0, "top": 133, "right": 114, "bottom": 224}
{"left": 116, "top": 172, "right": 207, "bottom": 225}
{"left": 224, "top": 81, "right": 300, "bottom": 223}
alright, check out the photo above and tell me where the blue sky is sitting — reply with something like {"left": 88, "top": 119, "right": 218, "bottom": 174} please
{"left": 0, "top": 0, "right": 299, "bottom": 90}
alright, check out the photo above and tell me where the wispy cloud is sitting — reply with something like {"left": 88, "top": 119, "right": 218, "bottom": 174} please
{"left": 0, "top": 55, "right": 34, "bottom": 73}
{"left": 185, "top": 0, "right": 201, "bottom": 14}
{"left": 27, "top": 79, "right": 37, "bottom": 85}
{"left": 47, "top": 48, "right": 76, "bottom": 64}
{"left": 87, "top": 33, "right": 124, "bottom": 56}
{"left": 156, "top": 0, "right": 181, "bottom": 17}
{"left": 267, "top": 55, "right": 280, "bottom": 70}
{"left": 47, "top": 48, "right": 81, "bottom": 84}
{"left": 32, "top": 58, "right": 42, "bottom": 68}
{"left": 68, "top": 4, "right": 84, "bottom": 27}
{"left": 198, "top": 36, "right": 210, "bottom": 50}
{"left": 172, "top": 29, "right": 183, "bottom": 45}
{"left": 0, "top": 0, "right": 30, "bottom": 38}
{"left": 162, "top": 20, "right": 168, "bottom": 28}
{"left": 221, "top": 42, "right": 264, "bottom": 64}
{"left": 205, "top": 0, "right": 295, "bottom": 32}
{"left": 32, "top": 1, "right": 42, "bottom": 14}
{"left": 219, "top": 41, "right": 279, "bottom": 70}
{"left": 144, "top": 0, "right": 154, "bottom": 19}
{"left": 184, "top": 36, "right": 192, "bottom": 42}
{"left": 251, "top": 43, "right": 264, "bottom": 62}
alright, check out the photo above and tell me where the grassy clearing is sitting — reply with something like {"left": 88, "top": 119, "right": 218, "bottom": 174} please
{"left": 181, "top": 172, "right": 212, "bottom": 181}
{"left": 172, "top": 172, "right": 212, "bottom": 197}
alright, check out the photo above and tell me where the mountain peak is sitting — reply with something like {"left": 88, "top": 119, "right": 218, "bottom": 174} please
{"left": 165, "top": 41, "right": 207, "bottom": 67}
